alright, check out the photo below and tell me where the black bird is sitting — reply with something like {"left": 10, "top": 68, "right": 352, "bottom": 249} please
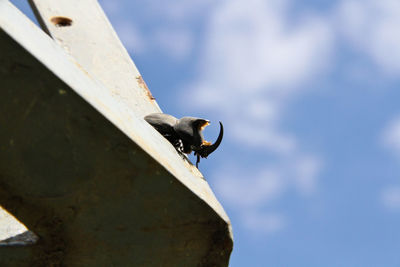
{"left": 144, "top": 113, "right": 223, "bottom": 168}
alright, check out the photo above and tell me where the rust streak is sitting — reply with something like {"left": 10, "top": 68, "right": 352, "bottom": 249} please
{"left": 136, "top": 76, "right": 155, "bottom": 100}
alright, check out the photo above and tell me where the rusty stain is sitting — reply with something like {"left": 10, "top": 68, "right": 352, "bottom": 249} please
{"left": 136, "top": 76, "right": 155, "bottom": 100}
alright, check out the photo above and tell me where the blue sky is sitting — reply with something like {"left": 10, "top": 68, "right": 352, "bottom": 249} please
{"left": 12, "top": 0, "right": 400, "bottom": 266}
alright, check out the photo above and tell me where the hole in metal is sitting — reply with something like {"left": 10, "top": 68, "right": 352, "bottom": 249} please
{"left": 50, "top": 16, "right": 73, "bottom": 27}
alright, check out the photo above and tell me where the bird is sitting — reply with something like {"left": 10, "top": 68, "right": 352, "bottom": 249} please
{"left": 144, "top": 113, "right": 223, "bottom": 168}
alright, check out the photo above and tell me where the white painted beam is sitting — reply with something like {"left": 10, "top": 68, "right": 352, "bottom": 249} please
{"left": 29, "top": 0, "right": 161, "bottom": 118}
{"left": 0, "top": 0, "right": 230, "bottom": 226}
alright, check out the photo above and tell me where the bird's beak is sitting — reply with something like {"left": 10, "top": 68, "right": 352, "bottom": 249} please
{"left": 199, "top": 121, "right": 224, "bottom": 157}
{"left": 200, "top": 121, "right": 210, "bottom": 131}
{"left": 200, "top": 121, "right": 212, "bottom": 146}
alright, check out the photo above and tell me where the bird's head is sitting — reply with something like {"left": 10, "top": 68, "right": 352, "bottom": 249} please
{"left": 174, "top": 117, "right": 223, "bottom": 156}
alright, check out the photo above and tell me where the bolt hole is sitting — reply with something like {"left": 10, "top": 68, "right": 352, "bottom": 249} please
{"left": 50, "top": 16, "right": 73, "bottom": 27}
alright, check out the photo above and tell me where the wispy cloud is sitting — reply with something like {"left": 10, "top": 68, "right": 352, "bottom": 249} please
{"left": 211, "top": 165, "right": 289, "bottom": 235}
{"left": 213, "top": 155, "right": 321, "bottom": 209}
{"left": 152, "top": 28, "right": 194, "bottom": 60}
{"left": 242, "top": 211, "right": 286, "bottom": 234}
{"left": 100, "top": 0, "right": 203, "bottom": 61}
{"left": 113, "top": 21, "right": 147, "bottom": 54}
{"left": 183, "top": 0, "right": 332, "bottom": 149}
{"left": 213, "top": 166, "right": 286, "bottom": 208}
{"left": 337, "top": 0, "right": 400, "bottom": 75}
{"left": 293, "top": 156, "right": 322, "bottom": 195}
{"left": 381, "top": 116, "right": 400, "bottom": 154}
{"left": 211, "top": 155, "right": 321, "bottom": 233}
{"left": 180, "top": 0, "right": 329, "bottom": 233}
{"left": 381, "top": 186, "right": 400, "bottom": 210}
{"left": 102, "top": 0, "right": 331, "bottom": 235}
{"left": 145, "top": 0, "right": 215, "bottom": 22}
{"left": 379, "top": 117, "right": 400, "bottom": 211}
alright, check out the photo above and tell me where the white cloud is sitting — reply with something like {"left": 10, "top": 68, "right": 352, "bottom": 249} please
{"left": 380, "top": 118, "right": 400, "bottom": 211}
{"left": 99, "top": 1, "right": 121, "bottom": 16}
{"left": 181, "top": 0, "right": 329, "bottom": 234}
{"left": 110, "top": 20, "right": 195, "bottom": 61}
{"left": 113, "top": 21, "right": 147, "bottom": 54}
{"left": 381, "top": 186, "right": 400, "bottom": 210}
{"left": 92, "top": 0, "right": 400, "bottom": 236}
{"left": 103, "top": 0, "right": 329, "bottom": 235}
{"left": 242, "top": 211, "right": 286, "bottom": 234}
{"left": 183, "top": 0, "right": 332, "bottom": 150}
{"left": 381, "top": 116, "right": 400, "bottom": 154}
{"left": 212, "top": 166, "right": 288, "bottom": 234}
{"left": 213, "top": 167, "right": 286, "bottom": 208}
{"left": 213, "top": 156, "right": 322, "bottom": 209}
{"left": 337, "top": 0, "right": 400, "bottom": 74}
{"left": 212, "top": 155, "right": 321, "bottom": 234}
{"left": 153, "top": 28, "right": 194, "bottom": 60}
{"left": 231, "top": 123, "right": 297, "bottom": 155}
{"left": 147, "top": 0, "right": 215, "bottom": 22}
{"left": 293, "top": 156, "right": 322, "bottom": 195}
{"left": 98, "top": 0, "right": 330, "bottom": 236}
{"left": 100, "top": 0, "right": 200, "bottom": 61}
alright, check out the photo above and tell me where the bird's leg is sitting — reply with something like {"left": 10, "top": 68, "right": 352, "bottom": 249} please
{"left": 196, "top": 154, "right": 201, "bottom": 168}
